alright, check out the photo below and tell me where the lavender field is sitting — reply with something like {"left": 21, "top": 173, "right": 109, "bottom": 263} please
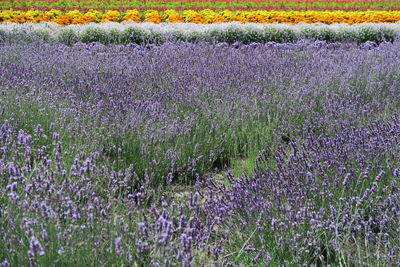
{"left": 0, "top": 29, "right": 400, "bottom": 266}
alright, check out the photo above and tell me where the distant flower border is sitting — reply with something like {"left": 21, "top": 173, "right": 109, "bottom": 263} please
{"left": 1, "top": 9, "right": 400, "bottom": 25}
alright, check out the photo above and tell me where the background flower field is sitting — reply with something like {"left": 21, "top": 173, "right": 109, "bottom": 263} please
{"left": 1, "top": 1, "right": 400, "bottom": 267}
{"left": 2, "top": 0, "right": 400, "bottom": 12}
{"left": 2, "top": 9, "right": 400, "bottom": 24}
{"left": 2, "top": 0, "right": 400, "bottom": 24}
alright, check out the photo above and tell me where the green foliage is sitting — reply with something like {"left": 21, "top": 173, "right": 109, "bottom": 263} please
{"left": 121, "top": 27, "right": 147, "bottom": 44}
{"left": 357, "top": 26, "right": 396, "bottom": 43}
{"left": 0, "top": 29, "right": 5, "bottom": 43}
{"left": 1, "top": 23, "right": 399, "bottom": 45}
{"left": 81, "top": 27, "right": 108, "bottom": 44}
{"left": 58, "top": 28, "right": 79, "bottom": 45}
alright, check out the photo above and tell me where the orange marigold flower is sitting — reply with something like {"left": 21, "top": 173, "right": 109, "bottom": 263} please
{"left": 229, "top": 15, "right": 247, "bottom": 23}
{"left": 73, "top": 15, "right": 97, "bottom": 25}
{"left": 51, "top": 15, "right": 74, "bottom": 26}
{"left": 188, "top": 14, "right": 207, "bottom": 24}
{"left": 247, "top": 14, "right": 268, "bottom": 23}
{"left": 32, "top": 15, "right": 47, "bottom": 23}
{"left": 210, "top": 15, "right": 228, "bottom": 23}
{"left": 167, "top": 14, "right": 184, "bottom": 23}
{"left": 122, "top": 14, "right": 141, "bottom": 23}
{"left": 144, "top": 14, "right": 163, "bottom": 23}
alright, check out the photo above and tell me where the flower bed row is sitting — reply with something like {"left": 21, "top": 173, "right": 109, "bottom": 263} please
{"left": 1, "top": 9, "right": 400, "bottom": 24}
{"left": 1, "top": 0, "right": 400, "bottom": 12}
{"left": 1, "top": 22, "right": 397, "bottom": 45}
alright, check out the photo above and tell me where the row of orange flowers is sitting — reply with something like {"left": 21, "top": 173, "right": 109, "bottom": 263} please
{"left": 1, "top": 9, "right": 400, "bottom": 25}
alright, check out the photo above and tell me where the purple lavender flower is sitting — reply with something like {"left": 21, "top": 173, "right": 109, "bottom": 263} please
{"left": 28, "top": 236, "right": 45, "bottom": 257}
{"left": 115, "top": 237, "right": 123, "bottom": 255}
{"left": 0, "top": 260, "right": 10, "bottom": 267}
{"left": 57, "top": 247, "right": 65, "bottom": 255}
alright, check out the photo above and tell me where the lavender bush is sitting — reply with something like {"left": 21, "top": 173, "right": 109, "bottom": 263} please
{"left": 204, "top": 117, "right": 400, "bottom": 265}
{"left": 0, "top": 39, "right": 399, "bottom": 266}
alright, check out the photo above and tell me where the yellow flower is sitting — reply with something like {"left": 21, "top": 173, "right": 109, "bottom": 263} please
{"left": 65, "top": 10, "right": 82, "bottom": 19}
{"left": 101, "top": 10, "right": 121, "bottom": 23}
{"left": 1, "top": 9, "right": 400, "bottom": 25}
{"left": 122, "top": 10, "right": 141, "bottom": 23}
{"left": 144, "top": 11, "right": 163, "bottom": 23}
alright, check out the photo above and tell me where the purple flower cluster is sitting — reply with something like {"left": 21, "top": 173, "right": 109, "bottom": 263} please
{"left": 203, "top": 117, "right": 400, "bottom": 265}
{"left": 0, "top": 40, "right": 399, "bottom": 265}
{"left": 0, "top": 118, "right": 213, "bottom": 265}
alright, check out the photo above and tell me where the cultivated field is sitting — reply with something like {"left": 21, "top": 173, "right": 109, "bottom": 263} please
{"left": 2, "top": 0, "right": 400, "bottom": 11}
{"left": 1, "top": 1, "right": 400, "bottom": 267}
